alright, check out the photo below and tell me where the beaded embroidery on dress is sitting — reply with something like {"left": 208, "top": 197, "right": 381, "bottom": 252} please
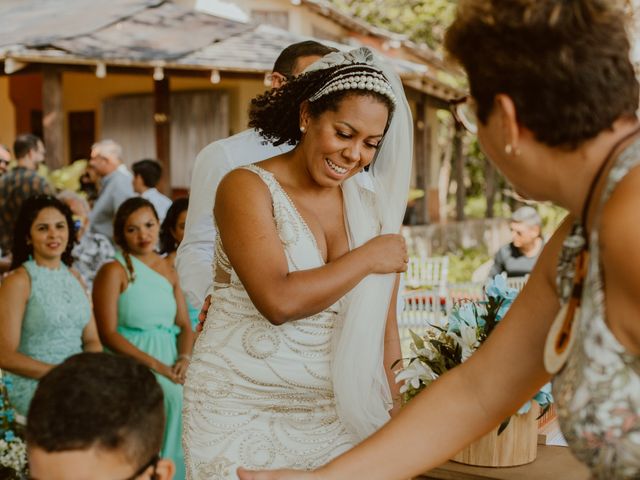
{"left": 183, "top": 165, "right": 358, "bottom": 480}
{"left": 553, "top": 138, "right": 640, "bottom": 479}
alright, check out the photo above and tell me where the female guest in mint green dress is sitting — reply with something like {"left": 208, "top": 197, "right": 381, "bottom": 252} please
{"left": 0, "top": 195, "right": 102, "bottom": 416}
{"left": 93, "top": 197, "right": 194, "bottom": 480}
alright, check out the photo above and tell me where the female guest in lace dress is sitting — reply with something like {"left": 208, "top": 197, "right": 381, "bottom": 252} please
{"left": 93, "top": 197, "right": 194, "bottom": 479}
{"left": 183, "top": 47, "right": 413, "bottom": 479}
{"left": 239, "top": 2, "right": 640, "bottom": 480}
{"left": 0, "top": 195, "right": 102, "bottom": 416}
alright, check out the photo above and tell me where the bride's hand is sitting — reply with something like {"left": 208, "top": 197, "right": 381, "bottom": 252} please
{"left": 237, "top": 467, "right": 323, "bottom": 480}
{"left": 361, "top": 233, "right": 408, "bottom": 274}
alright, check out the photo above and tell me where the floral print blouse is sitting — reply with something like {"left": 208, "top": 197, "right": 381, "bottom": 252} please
{"left": 553, "top": 138, "right": 640, "bottom": 479}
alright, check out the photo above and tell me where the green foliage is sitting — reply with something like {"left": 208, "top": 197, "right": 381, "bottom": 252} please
{"left": 537, "top": 203, "right": 568, "bottom": 236}
{"left": 447, "top": 246, "right": 490, "bottom": 283}
{"left": 329, "top": 0, "right": 457, "bottom": 51}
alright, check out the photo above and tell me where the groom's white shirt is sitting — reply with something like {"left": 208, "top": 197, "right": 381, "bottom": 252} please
{"left": 176, "top": 128, "right": 292, "bottom": 309}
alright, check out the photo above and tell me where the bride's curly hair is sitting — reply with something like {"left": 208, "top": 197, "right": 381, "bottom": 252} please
{"left": 249, "top": 64, "right": 396, "bottom": 147}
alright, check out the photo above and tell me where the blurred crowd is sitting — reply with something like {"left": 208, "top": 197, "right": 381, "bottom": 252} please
{"left": 0, "top": 134, "right": 195, "bottom": 476}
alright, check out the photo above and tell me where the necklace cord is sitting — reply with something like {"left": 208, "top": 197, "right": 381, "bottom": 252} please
{"left": 580, "top": 126, "right": 640, "bottom": 242}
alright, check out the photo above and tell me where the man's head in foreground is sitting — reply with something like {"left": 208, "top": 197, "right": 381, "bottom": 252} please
{"left": 26, "top": 352, "right": 174, "bottom": 480}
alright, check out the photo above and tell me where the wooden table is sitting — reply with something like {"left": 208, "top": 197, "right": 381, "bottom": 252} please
{"left": 418, "top": 446, "right": 590, "bottom": 480}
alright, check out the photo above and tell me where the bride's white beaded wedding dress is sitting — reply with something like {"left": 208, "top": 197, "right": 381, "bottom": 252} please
{"left": 183, "top": 165, "right": 358, "bottom": 480}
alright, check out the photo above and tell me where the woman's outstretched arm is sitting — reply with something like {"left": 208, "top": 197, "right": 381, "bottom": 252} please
{"left": 238, "top": 218, "right": 573, "bottom": 480}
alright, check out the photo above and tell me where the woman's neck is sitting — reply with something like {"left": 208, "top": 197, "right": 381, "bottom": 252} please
{"left": 130, "top": 250, "right": 157, "bottom": 266}
{"left": 541, "top": 118, "right": 640, "bottom": 218}
{"left": 32, "top": 254, "right": 62, "bottom": 270}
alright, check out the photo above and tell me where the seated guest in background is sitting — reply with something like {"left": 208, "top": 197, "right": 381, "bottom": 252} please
{"left": 0, "top": 144, "right": 11, "bottom": 175}
{"left": 93, "top": 197, "right": 193, "bottom": 479}
{"left": 0, "top": 195, "right": 101, "bottom": 416}
{"left": 488, "top": 206, "right": 544, "bottom": 278}
{"left": 160, "top": 197, "right": 197, "bottom": 330}
{"left": 88, "top": 139, "right": 133, "bottom": 242}
{"left": 0, "top": 134, "right": 53, "bottom": 255}
{"left": 132, "top": 159, "right": 172, "bottom": 222}
{"left": 57, "top": 190, "right": 115, "bottom": 291}
{"left": 26, "top": 352, "right": 175, "bottom": 480}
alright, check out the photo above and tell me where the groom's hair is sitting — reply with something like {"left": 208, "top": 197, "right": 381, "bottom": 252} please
{"left": 26, "top": 352, "right": 165, "bottom": 466}
{"left": 272, "top": 40, "right": 336, "bottom": 77}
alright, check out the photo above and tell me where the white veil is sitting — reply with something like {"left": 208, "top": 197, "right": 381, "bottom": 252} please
{"left": 305, "top": 48, "right": 413, "bottom": 441}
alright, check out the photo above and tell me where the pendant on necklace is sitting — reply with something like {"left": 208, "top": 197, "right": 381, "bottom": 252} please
{"left": 543, "top": 249, "right": 589, "bottom": 374}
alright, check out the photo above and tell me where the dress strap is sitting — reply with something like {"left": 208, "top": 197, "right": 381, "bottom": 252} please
{"left": 239, "top": 164, "right": 279, "bottom": 195}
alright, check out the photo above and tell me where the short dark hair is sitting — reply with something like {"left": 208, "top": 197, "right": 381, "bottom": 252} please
{"left": 272, "top": 41, "right": 336, "bottom": 77}
{"left": 132, "top": 159, "right": 162, "bottom": 188}
{"left": 249, "top": 64, "right": 395, "bottom": 146}
{"left": 160, "top": 197, "right": 189, "bottom": 254}
{"left": 13, "top": 133, "right": 41, "bottom": 159}
{"left": 11, "top": 195, "right": 76, "bottom": 270}
{"left": 445, "top": 0, "right": 639, "bottom": 148}
{"left": 26, "top": 353, "right": 165, "bottom": 466}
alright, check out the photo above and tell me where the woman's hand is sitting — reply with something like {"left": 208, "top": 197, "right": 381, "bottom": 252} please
{"left": 172, "top": 356, "right": 190, "bottom": 383}
{"left": 361, "top": 234, "right": 408, "bottom": 274}
{"left": 155, "top": 361, "right": 182, "bottom": 384}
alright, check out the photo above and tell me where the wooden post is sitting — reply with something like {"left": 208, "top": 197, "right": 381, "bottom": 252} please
{"left": 153, "top": 76, "right": 171, "bottom": 196}
{"left": 453, "top": 122, "right": 465, "bottom": 221}
{"left": 413, "top": 99, "right": 428, "bottom": 224}
{"left": 42, "top": 66, "right": 64, "bottom": 169}
{"left": 427, "top": 107, "right": 442, "bottom": 223}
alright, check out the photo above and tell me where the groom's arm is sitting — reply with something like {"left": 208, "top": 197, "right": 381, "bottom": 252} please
{"left": 176, "top": 142, "right": 233, "bottom": 309}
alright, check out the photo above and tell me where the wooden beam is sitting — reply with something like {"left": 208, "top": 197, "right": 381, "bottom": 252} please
{"left": 42, "top": 66, "right": 64, "bottom": 169}
{"left": 153, "top": 76, "right": 171, "bottom": 196}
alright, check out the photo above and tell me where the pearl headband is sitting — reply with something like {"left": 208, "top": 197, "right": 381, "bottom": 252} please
{"left": 307, "top": 65, "right": 397, "bottom": 105}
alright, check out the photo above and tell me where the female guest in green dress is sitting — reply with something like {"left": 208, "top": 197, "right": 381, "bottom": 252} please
{"left": 93, "top": 197, "right": 194, "bottom": 480}
{"left": 0, "top": 195, "right": 102, "bottom": 416}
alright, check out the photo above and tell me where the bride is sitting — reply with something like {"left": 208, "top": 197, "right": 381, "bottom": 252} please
{"left": 182, "top": 47, "right": 413, "bottom": 479}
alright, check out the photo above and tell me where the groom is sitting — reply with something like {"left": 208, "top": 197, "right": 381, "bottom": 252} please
{"left": 176, "top": 40, "right": 337, "bottom": 317}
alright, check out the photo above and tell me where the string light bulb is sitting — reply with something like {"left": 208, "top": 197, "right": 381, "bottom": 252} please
{"left": 153, "top": 66, "right": 164, "bottom": 81}
{"left": 95, "top": 62, "right": 106, "bottom": 78}
{"left": 210, "top": 69, "right": 221, "bottom": 84}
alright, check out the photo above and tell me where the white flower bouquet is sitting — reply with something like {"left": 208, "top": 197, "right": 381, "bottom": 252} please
{"left": 395, "top": 274, "right": 553, "bottom": 433}
{"left": 0, "top": 376, "right": 28, "bottom": 479}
